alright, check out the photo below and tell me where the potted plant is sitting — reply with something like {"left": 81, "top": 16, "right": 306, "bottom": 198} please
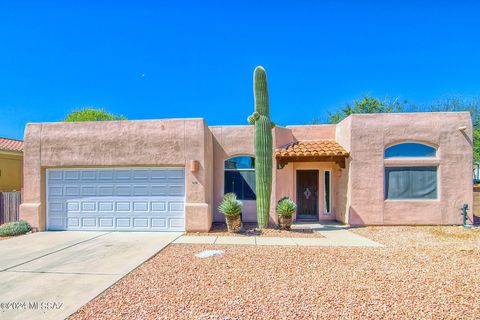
{"left": 276, "top": 197, "right": 296, "bottom": 230}
{"left": 218, "top": 193, "right": 243, "bottom": 232}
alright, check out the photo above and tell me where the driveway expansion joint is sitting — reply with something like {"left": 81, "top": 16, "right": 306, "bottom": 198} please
{"left": 0, "top": 232, "right": 112, "bottom": 272}
{"left": 4, "top": 270, "right": 122, "bottom": 276}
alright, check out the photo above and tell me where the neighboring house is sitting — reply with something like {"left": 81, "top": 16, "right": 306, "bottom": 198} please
{"left": 0, "top": 137, "right": 23, "bottom": 192}
{"left": 20, "top": 112, "right": 473, "bottom": 232}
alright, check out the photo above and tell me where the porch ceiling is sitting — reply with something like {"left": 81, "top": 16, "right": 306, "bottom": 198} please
{"left": 275, "top": 140, "right": 349, "bottom": 169}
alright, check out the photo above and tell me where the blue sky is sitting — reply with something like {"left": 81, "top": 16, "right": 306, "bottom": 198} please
{"left": 1, "top": 1, "right": 479, "bottom": 140}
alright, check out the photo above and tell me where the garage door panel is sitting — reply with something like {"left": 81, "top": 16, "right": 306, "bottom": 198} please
{"left": 98, "top": 201, "right": 114, "bottom": 212}
{"left": 81, "top": 171, "right": 97, "bottom": 180}
{"left": 133, "top": 201, "right": 149, "bottom": 212}
{"left": 67, "top": 217, "right": 80, "bottom": 227}
{"left": 49, "top": 217, "right": 66, "bottom": 230}
{"left": 47, "top": 168, "right": 185, "bottom": 231}
{"left": 81, "top": 186, "right": 97, "bottom": 196}
{"left": 99, "top": 218, "right": 114, "bottom": 228}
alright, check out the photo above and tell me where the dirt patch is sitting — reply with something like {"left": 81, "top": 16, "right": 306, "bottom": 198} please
{"left": 71, "top": 226, "right": 480, "bottom": 320}
{"left": 0, "top": 236, "right": 11, "bottom": 241}
{"left": 428, "top": 226, "right": 480, "bottom": 240}
{"left": 186, "top": 222, "right": 325, "bottom": 238}
{"left": 351, "top": 226, "right": 480, "bottom": 249}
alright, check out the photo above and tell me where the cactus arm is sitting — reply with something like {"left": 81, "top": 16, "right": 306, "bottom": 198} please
{"left": 248, "top": 111, "right": 260, "bottom": 125}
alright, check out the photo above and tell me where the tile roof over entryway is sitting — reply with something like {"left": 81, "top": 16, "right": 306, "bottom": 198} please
{"left": 0, "top": 137, "right": 23, "bottom": 153}
{"left": 275, "top": 140, "right": 348, "bottom": 157}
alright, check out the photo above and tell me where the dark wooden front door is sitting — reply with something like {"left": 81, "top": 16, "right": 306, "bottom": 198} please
{"left": 296, "top": 170, "right": 319, "bottom": 220}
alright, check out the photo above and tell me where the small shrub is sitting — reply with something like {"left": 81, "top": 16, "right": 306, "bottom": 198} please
{"left": 276, "top": 197, "right": 296, "bottom": 218}
{"left": 0, "top": 220, "right": 32, "bottom": 236}
{"left": 64, "top": 108, "right": 127, "bottom": 122}
{"left": 218, "top": 193, "right": 243, "bottom": 217}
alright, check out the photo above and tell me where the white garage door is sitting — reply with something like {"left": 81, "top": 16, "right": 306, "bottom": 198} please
{"left": 46, "top": 168, "right": 185, "bottom": 231}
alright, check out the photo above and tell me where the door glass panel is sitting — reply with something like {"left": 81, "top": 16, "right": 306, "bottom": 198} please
{"left": 324, "top": 171, "right": 331, "bottom": 214}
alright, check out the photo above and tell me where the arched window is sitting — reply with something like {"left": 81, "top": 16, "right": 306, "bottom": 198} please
{"left": 384, "top": 142, "right": 438, "bottom": 200}
{"left": 384, "top": 143, "right": 436, "bottom": 158}
{"left": 224, "top": 156, "right": 256, "bottom": 200}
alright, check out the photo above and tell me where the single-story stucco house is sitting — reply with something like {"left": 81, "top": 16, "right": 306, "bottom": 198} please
{"left": 20, "top": 112, "right": 473, "bottom": 232}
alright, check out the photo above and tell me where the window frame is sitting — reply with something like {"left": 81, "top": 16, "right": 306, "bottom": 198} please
{"left": 384, "top": 165, "right": 439, "bottom": 200}
{"left": 224, "top": 155, "right": 256, "bottom": 201}
{"left": 384, "top": 142, "right": 437, "bottom": 159}
{"left": 384, "top": 141, "right": 440, "bottom": 201}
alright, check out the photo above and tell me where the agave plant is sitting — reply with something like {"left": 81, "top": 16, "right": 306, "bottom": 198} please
{"left": 276, "top": 197, "right": 296, "bottom": 218}
{"left": 218, "top": 193, "right": 243, "bottom": 217}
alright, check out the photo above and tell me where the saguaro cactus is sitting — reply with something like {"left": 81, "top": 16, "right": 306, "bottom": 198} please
{"left": 248, "top": 66, "right": 275, "bottom": 228}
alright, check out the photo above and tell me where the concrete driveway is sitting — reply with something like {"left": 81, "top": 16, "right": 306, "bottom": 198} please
{"left": 0, "top": 231, "right": 181, "bottom": 320}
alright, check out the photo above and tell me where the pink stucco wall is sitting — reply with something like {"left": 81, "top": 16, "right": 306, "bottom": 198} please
{"left": 210, "top": 125, "right": 257, "bottom": 222}
{"left": 286, "top": 124, "right": 336, "bottom": 141}
{"left": 20, "top": 119, "right": 214, "bottom": 232}
{"left": 335, "top": 116, "right": 352, "bottom": 223}
{"left": 343, "top": 112, "right": 473, "bottom": 225}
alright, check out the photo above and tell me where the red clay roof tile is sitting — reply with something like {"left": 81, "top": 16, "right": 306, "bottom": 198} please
{"left": 275, "top": 140, "right": 348, "bottom": 158}
{"left": 0, "top": 137, "right": 23, "bottom": 152}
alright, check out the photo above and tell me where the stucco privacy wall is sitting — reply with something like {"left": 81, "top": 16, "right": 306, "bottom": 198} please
{"left": 345, "top": 112, "right": 473, "bottom": 225}
{"left": 20, "top": 119, "right": 213, "bottom": 232}
{"left": 335, "top": 116, "right": 352, "bottom": 223}
{"left": 211, "top": 126, "right": 256, "bottom": 222}
{"left": 286, "top": 124, "right": 336, "bottom": 141}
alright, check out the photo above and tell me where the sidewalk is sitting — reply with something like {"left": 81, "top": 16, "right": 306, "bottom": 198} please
{"left": 174, "top": 223, "right": 383, "bottom": 247}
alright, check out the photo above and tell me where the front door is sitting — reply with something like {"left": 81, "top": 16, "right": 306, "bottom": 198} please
{"left": 296, "top": 170, "right": 318, "bottom": 220}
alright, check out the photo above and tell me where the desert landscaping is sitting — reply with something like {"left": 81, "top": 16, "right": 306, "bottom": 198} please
{"left": 71, "top": 226, "right": 480, "bottom": 320}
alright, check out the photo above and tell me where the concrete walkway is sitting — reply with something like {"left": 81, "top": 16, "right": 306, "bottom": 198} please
{"left": 174, "top": 223, "right": 383, "bottom": 247}
{"left": 0, "top": 231, "right": 181, "bottom": 320}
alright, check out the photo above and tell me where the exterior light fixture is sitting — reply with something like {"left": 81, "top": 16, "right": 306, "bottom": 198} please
{"left": 190, "top": 160, "right": 199, "bottom": 173}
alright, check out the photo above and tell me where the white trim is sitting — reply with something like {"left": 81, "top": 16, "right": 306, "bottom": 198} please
{"left": 384, "top": 158, "right": 439, "bottom": 166}
{"left": 323, "top": 169, "right": 332, "bottom": 215}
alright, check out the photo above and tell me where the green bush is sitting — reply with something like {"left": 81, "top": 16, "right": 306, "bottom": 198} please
{"left": 64, "top": 108, "right": 127, "bottom": 122}
{"left": 0, "top": 220, "right": 32, "bottom": 236}
{"left": 276, "top": 197, "right": 296, "bottom": 218}
{"left": 218, "top": 193, "right": 243, "bottom": 217}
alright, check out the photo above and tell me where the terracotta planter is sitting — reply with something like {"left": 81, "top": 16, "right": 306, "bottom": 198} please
{"left": 278, "top": 215, "right": 293, "bottom": 230}
{"left": 225, "top": 214, "right": 242, "bottom": 233}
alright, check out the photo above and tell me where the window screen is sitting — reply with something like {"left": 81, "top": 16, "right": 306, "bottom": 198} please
{"left": 385, "top": 166, "right": 437, "bottom": 199}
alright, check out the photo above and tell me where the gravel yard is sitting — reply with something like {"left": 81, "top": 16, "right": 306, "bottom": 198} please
{"left": 187, "top": 222, "right": 325, "bottom": 238}
{"left": 71, "top": 226, "right": 480, "bottom": 320}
